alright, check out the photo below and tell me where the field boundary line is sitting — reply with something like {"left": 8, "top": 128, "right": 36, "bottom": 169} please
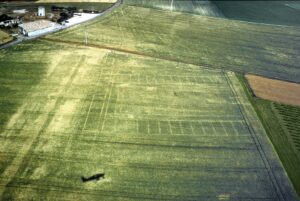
{"left": 224, "top": 71, "right": 281, "bottom": 200}
{"left": 224, "top": 71, "right": 299, "bottom": 201}
{"left": 40, "top": 37, "right": 300, "bottom": 84}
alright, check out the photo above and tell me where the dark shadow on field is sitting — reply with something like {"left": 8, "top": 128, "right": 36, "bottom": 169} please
{"left": 81, "top": 173, "right": 105, "bottom": 182}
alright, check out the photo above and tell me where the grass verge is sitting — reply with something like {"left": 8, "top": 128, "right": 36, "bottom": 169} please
{"left": 237, "top": 73, "right": 300, "bottom": 197}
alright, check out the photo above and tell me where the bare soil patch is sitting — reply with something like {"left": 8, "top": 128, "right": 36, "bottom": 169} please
{"left": 246, "top": 74, "right": 300, "bottom": 106}
{"left": 0, "top": 30, "right": 13, "bottom": 45}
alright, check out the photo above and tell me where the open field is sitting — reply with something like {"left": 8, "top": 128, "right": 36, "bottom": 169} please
{"left": 246, "top": 74, "right": 300, "bottom": 107}
{"left": 0, "top": 1, "right": 299, "bottom": 200}
{"left": 0, "top": 30, "right": 13, "bottom": 45}
{"left": 47, "top": 5, "right": 300, "bottom": 82}
{"left": 238, "top": 74, "right": 300, "bottom": 197}
{"left": 0, "top": 42, "right": 47, "bottom": 133}
{"left": 274, "top": 104, "right": 300, "bottom": 153}
{"left": 36, "top": 0, "right": 117, "bottom": 3}
{"left": 213, "top": 1, "right": 300, "bottom": 27}
{"left": 125, "top": 0, "right": 223, "bottom": 17}
{"left": 0, "top": 39, "right": 297, "bottom": 200}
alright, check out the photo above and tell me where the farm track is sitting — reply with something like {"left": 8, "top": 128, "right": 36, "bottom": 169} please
{"left": 41, "top": 37, "right": 203, "bottom": 65}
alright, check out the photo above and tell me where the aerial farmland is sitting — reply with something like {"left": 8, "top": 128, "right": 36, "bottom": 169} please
{"left": 0, "top": 0, "right": 300, "bottom": 201}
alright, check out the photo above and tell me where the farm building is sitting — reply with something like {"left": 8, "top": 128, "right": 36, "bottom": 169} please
{"left": 38, "top": 6, "right": 46, "bottom": 17}
{"left": 19, "top": 20, "right": 56, "bottom": 37}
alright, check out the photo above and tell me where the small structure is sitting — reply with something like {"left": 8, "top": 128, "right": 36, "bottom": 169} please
{"left": 0, "top": 19, "right": 20, "bottom": 28}
{"left": 19, "top": 20, "right": 56, "bottom": 37}
{"left": 13, "top": 9, "right": 27, "bottom": 14}
{"left": 38, "top": 6, "right": 46, "bottom": 17}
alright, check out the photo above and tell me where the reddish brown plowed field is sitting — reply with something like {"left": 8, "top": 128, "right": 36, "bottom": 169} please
{"left": 246, "top": 74, "right": 300, "bottom": 106}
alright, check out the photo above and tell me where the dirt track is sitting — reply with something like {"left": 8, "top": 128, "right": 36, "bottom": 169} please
{"left": 246, "top": 74, "right": 300, "bottom": 106}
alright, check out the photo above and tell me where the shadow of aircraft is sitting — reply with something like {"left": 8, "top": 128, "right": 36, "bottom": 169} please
{"left": 81, "top": 173, "right": 105, "bottom": 182}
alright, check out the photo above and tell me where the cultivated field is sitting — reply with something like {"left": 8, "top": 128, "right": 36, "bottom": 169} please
{"left": 125, "top": 0, "right": 223, "bottom": 17}
{"left": 274, "top": 104, "right": 300, "bottom": 153}
{"left": 246, "top": 74, "right": 300, "bottom": 107}
{"left": 47, "top": 5, "right": 300, "bottom": 82}
{"left": 213, "top": 1, "right": 300, "bottom": 26}
{"left": 0, "top": 1, "right": 299, "bottom": 200}
{"left": 0, "top": 30, "right": 12, "bottom": 45}
{"left": 238, "top": 74, "right": 300, "bottom": 197}
{"left": 0, "top": 39, "right": 297, "bottom": 200}
{"left": 36, "top": 0, "right": 117, "bottom": 3}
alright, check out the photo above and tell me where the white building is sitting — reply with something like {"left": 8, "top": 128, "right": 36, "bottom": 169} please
{"left": 38, "top": 6, "right": 46, "bottom": 17}
{"left": 19, "top": 20, "right": 56, "bottom": 37}
{"left": 13, "top": 9, "right": 27, "bottom": 14}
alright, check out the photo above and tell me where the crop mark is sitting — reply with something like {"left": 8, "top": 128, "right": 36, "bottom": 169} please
{"left": 99, "top": 55, "right": 117, "bottom": 133}
{"left": 82, "top": 94, "right": 96, "bottom": 131}
{"left": 114, "top": 87, "right": 120, "bottom": 116}
{"left": 221, "top": 122, "right": 229, "bottom": 137}
{"left": 147, "top": 120, "right": 150, "bottom": 134}
{"left": 168, "top": 121, "right": 173, "bottom": 135}
{"left": 179, "top": 121, "right": 184, "bottom": 135}
{"left": 136, "top": 119, "right": 139, "bottom": 134}
{"left": 158, "top": 121, "right": 162, "bottom": 134}
{"left": 224, "top": 72, "right": 285, "bottom": 201}
{"left": 0, "top": 54, "right": 85, "bottom": 197}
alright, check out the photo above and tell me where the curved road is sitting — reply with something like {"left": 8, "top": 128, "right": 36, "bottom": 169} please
{"left": 0, "top": 0, "right": 123, "bottom": 49}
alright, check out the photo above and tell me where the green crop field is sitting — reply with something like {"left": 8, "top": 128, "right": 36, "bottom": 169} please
{"left": 213, "top": 1, "right": 300, "bottom": 26}
{"left": 124, "top": 0, "right": 223, "bottom": 17}
{"left": 47, "top": 5, "right": 300, "bottom": 82}
{"left": 0, "top": 1, "right": 299, "bottom": 201}
{"left": 0, "top": 43, "right": 47, "bottom": 133}
{"left": 237, "top": 74, "right": 300, "bottom": 197}
{"left": 124, "top": 0, "right": 300, "bottom": 26}
{"left": 0, "top": 39, "right": 297, "bottom": 200}
{"left": 274, "top": 104, "right": 300, "bottom": 151}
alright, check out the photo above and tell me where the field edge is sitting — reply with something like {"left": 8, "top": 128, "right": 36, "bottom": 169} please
{"left": 236, "top": 73, "right": 300, "bottom": 199}
{"left": 226, "top": 72, "right": 299, "bottom": 201}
